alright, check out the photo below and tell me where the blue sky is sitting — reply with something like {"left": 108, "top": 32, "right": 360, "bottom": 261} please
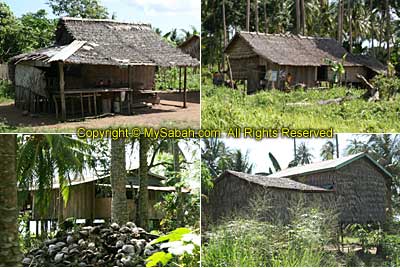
{"left": 3, "top": 0, "right": 200, "bottom": 35}
{"left": 223, "top": 134, "right": 365, "bottom": 174}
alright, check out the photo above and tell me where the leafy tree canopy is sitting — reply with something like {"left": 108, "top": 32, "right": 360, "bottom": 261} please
{"left": 47, "top": 0, "right": 109, "bottom": 19}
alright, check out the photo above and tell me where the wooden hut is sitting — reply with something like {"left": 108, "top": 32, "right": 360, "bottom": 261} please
{"left": 21, "top": 172, "right": 188, "bottom": 226}
{"left": 8, "top": 17, "right": 199, "bottom": 120}
{"left": 208, "top": 153, "right": 389, "bottom": 225}
{"left": 224, "top": 32, "right": 386, "bottom": 93}
{"left": 178, "top": 35, "right": 200, "bottom": 60}
{"left": 208, "top": 170, "right": 333, "bottom": 223}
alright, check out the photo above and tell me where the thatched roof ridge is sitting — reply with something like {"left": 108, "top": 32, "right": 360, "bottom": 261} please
{"left": 225, "top": 31, "right": 385, "bottom": 72}
{"left": 11, "top": 17, "right": 199, "bottom": 67}
{"left": 268, "top": 153, "right": 392, "bottom": 179}
{"left": 218, "top": 170, "right": 330, "bottom": 192}
{"left": 178, "top": 35, "right": 200, "bottom": 49}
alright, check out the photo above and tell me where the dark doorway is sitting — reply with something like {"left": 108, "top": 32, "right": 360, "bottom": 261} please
{"left": 317, "top": 66, "right": 328, "bottom": 81}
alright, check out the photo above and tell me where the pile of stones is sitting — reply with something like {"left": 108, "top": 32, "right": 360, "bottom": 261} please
{"left": 22, "top": 222, "right": 160, "bottom": 267}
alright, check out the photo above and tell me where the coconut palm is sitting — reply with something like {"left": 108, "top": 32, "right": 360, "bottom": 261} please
{"left": 110, "top": 138, "right": 128, "bottom": 225}
{"left": 17, "top": 134, "right": 94, "bottom": 223}
{"left": 230, "top": 149, "right": 254, "bottom": 174}
{"left": 321, "top": 141, "right": 335, "bottom": 160}
{"left": 0, "top": 135, "right": 21, "bottom": 266}
{"left": 289, "top": 142, "right": 314, "bottom": 167}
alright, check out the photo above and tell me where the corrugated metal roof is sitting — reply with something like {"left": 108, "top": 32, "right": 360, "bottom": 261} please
{"left": 222, "top": 170, "right": 330, "bottom": 192}
{"left": 268, "top": 153, "right": 392, "bottom": 179}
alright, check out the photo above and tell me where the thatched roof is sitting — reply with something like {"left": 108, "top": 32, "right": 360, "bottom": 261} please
{"left": 268, "top": 153, "right": 392, "bottom": 179}
{"left": 218, "top": 170, "right": 330, "bottom": 192}
{"left": 178, "top": 35, "right": 200, "bottom": 60}
{"left": 12, "top": 17, "right": 199, "bottom": 67}
{"left": 225, "top": 32, "right": 386, "bottom": 72}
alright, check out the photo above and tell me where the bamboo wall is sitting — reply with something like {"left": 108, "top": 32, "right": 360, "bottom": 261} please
{"left": 291, "top": 158, "right": 387, "bottom": 224}
{"left": 208, "top": 174, "right": 334, "bottom": 224}
{"left": 30, "top": 183, "right": 166, "bottom": 221}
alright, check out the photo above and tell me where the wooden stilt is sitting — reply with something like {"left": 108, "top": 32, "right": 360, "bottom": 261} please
{"left": 80, "top": 93, "right": 84, "bottom": 118}
{"left": 88, "top": 96, "right": 92, "bottom": 114}
{"left": 58, "top": 62, "right": 66, "bottom": 121}
{"left": 179, "top": 67, "right": 182, "bottom": 92}
{"left": 94, "top": 93, "right": 97, "bottom": 115}
{"left": 183, "top": 67, "right": 187, "bottom": 108}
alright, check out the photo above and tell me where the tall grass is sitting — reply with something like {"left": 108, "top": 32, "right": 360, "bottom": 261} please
{"left": 202, "top": 206, "right": 339, "bottom": 267}
{"left": 201, "top": 84, "right": 400, "bottom": 132}
{"left": 0, "top": 80, "right": 14, "bottom": 103}
{"left": 155, "top": 67, "right": 200, "bottom": 91}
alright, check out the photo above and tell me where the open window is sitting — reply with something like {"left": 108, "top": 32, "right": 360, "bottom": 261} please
{"left": 317, "top": 66, "right": 328, "bottom": 81}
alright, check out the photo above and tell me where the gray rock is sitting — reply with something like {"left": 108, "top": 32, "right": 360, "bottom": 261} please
{"left": 44, "top": 238, "right": 58, "bottom": 245}
{"left": 126, "top": 222, "right": 136, "bottom": 228}
{"left": 78, "top": 262, "right": 87, "bottom": 267}
{"left": 55, "top": 241, "right": 66, "bottom": 248}
{"left": 61, "top": 247, "right": 69, "bottom": 254}
{"left": 70, "top": 248, "right": 80, "bottom": 255}
{"left": 120, "top": 226, "right": 131, "bottom": 233}
{"left": 122, "top": 244, "right": 135, "bottom": 254}
{"left": 121, "top": 255, "right": 133, "bottom": 266}
{"left": 110, "top": 222, "right": 120, "bottom": 230}
{"left": 116, "top": 240, "right": 124, "bottom": 248}
{"left": 54, "top": 253, "right": 64, "bottom": 263}
{"left": 48, "top": 244, "right": 57, "bottom": 255}
{"left": 88, "top": 242, "right": 96, "bottom": 249}
{"left": 22, "top": 257, "right": 32, "bottom": 265}
{"left": 78, "top": 239, "right": 87, "bottom": 247}
{"left": 66, "top": 235, "right": 74, "bottom": 244}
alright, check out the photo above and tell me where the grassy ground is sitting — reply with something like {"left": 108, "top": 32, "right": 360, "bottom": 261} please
{"left": 201, "top": 84, "right": 400, "bottom": 132}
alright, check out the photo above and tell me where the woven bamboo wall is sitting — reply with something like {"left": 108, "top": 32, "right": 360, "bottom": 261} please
{"left": 292, "top": 158, "right": 387, "bottom": 224}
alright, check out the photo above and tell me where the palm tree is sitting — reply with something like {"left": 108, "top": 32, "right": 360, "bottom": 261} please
{"left": 338, "top": 0, "right": 344, "bottom": 43}
{"left": 296, "top": 0, "right": 301, "bottom": 34}
{"left": 348, "top": 0, "right": 353, "bottom": 52}
{"left": 0, "top": 135, "right": 21, "bottom": 266}
{"left": 300, "top": 0, "right": 306, "bottom": 35}
{"left": 289, "top": 142, "right": 314, "bottom": 167}
{"left": 110, "top": 138, "right": 128, "bottom": 225}
{"left": 263, "top": 0, "right": 268, "bottom": 33}
{"left": 321, "top": 141, "right": 335, "bottom": 160}
{"left": 138, "top": 136, "right": 149, "bottom": 230}
{"left": 17, "top": 135, "right": 94, "bottom": 224}
{"left": 246, "top": 0, "right": 251, "bottom": 31}
{"left": 230, "top": 149, "right": 254, "bottom": 174}
{"left": 255, "top": 0, "right": 259, "bottom": 32}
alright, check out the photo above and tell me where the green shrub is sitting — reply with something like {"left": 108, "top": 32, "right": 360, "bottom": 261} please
{"left": 0, "top": 79, "right": 14, "bottom": 102}
{"left": 371, "top": 74, "right": 400, "bottom": 100}
{"left": 382, "top": 234, "right": 400, "bottom": 266}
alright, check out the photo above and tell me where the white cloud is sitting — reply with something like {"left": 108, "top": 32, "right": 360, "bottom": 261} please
{"left": 126, "top": 0, "right": 200, "bottom": 16}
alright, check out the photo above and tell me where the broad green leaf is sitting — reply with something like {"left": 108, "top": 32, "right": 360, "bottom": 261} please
{"left": 146, "top": 251, "right": 173, "bottom": 267}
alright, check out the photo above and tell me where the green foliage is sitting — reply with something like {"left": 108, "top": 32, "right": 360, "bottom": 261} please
{"left": 201, "top": 84, "right": 400, "bottom": 132}
{"left": 155, "top": 185, "right": 200, "bottom": 232}
{"left": 18, "top": 10, "right": 56, "bottom": 53}
{"left": 0, "top": 2, "right": 21, "bottom": 62}
{"left": 17, "top": 135, "right": 95, "bottom": 213}
{"left": 324, "top": 54, "right": 347, "bottom": 84}
{"left": 372, "top": 74, "right": 400, "bottom": 100}
{"left": 382, "top": 234, "right": 400, "bottom": 266}
{"left": 147, "top": 228, "right": 200, "bottom": 267}
{"left": 155, "top": 67, "right": 200, "bottom": 91}
{"left": 47, "top": 0, "right": 109, "bottom": 19}
{"left": 347, "top": 224, "right": 383, "bottom": 254}
{"left": 202, "top": 207, "right": 338, "bottom": 267}
{"left": 0, "top": 79, "right": 14, "bottom": 102}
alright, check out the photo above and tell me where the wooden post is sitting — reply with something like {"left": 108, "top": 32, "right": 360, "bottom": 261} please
{"left": 128, "top": 65, "right": 132, "bottom": 114}
{"left": 179, "top": 67, "right": 182, "bottom": 92}
{"left": 94, "top": 93, "right": 97, "bottom": 115}
{"left": 58, "top": 62, "right": 66, "bottom": 121}
{"left": 80, "top": 93, "right": 84, "bottom": 118}
{"left": 183, "top": 67, "right": 187, "bottom": 108}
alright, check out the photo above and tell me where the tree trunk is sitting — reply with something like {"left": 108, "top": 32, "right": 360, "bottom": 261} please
{"left": 300, "top": 0, "right": 306, "bottom": 35}
{"left": 263, "top": 0, "right": 268, "bottom": 33}
{"left": 110, "top": 138, "right": 128, "bottom": 225}
{"left": 246, "top": 0, "right": 251, "bottom": 31}
{"left": 348, "top": 0, "right": 353, "bottom": 53}
{"left": 385, "top": 0, "right": 391, "bottom": 63}
{"left": 370, "top": 0, "right": 374, "bottom": 56}
{"left": 296, "top": 0, "right": 301, "bottom": 34}
{"left": 138, "top": 136, "right": 149, "bottom": 230}
{"left": 338, "top": 0, "right": 343, "bottom": 43}
{"left": 254, "top": 0, "right": 259, "bottom": 32}
{"left": 222, "top": 0, "right": 227, "bottom": 48}
{"left": 0, "top": 135, "right": 21, "bottom": 266}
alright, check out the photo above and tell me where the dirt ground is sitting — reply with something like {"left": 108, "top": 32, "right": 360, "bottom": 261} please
{"left": 0, "top": 98, "right": 200, "bottom": 132}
